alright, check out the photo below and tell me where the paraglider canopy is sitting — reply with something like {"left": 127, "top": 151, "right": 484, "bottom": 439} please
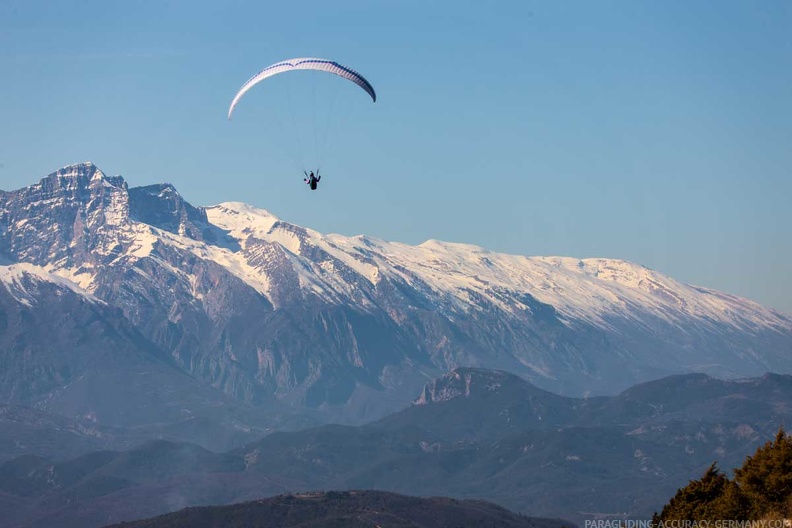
{"left": 228, "top": 58, "right": 376, "bottom": 120}
{"left": 227, "top": 57, "right": 376, "bottom": 178}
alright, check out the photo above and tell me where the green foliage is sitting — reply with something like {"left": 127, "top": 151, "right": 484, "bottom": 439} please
{"left": 734, "top": 426, "right": 792, "bottom": 516}
{"left": 655, "top": 463, "right": 748, "bottom": 521}
{"left": 656, "top": 427, "right": 792, "bottom": 521}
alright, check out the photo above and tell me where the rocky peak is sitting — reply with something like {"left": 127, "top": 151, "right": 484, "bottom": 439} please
{"left": 37, "top": 162, "right": 126, "bottom": 196}
{"left": 0, "top": 162, "right": 131, "bottom": 266}
{"left": 128, "top": 183, "right": 210, "bottom": 241}
{"left": 1, "top": 162, "right": 126, "bottom": 205}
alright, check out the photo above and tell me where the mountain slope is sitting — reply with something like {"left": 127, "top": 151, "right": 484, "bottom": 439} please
{"left": 0, "top": 263, "right": 311, "bottom": 455}
{"left": 3, "top": 369, "right": 791, "bottom": 527}
{"left": 1, "top": 162, "right": 790, "bottom": 421}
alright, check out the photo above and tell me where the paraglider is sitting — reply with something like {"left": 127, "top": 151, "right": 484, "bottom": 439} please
{"left": 304, "top": 170, "right": 321, "bottom": 190}
{"left": 227, "top": 58, "right": 376, "bottom": 191}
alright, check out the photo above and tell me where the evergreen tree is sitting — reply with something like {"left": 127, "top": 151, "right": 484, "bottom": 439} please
{"left": 656, "top": 462, "right": 749, "bottom": 521}
{"left": 655, "top": 427, "right": 792, "bottom": 521}
{"left": 733, "top": 426, "right": 792, "bottom": 517}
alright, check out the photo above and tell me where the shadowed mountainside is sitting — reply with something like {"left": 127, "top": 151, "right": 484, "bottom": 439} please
{"left": 2, "top": 369, "right": 791, "bottom": 526}
{"left": 104, "top": 490, "right": 574, "bottom": 528}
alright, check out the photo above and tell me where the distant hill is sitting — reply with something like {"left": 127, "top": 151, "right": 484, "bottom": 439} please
{"left": 104, "top": 490, "right": 574, "bottom": 528}
{"left": 375, "top": 368, "right": 792, "bottom": 442}
{"left": 3, "top": 368, "right": 791, "bottom": 526}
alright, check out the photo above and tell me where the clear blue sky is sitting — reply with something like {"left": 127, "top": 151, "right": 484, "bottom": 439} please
{"left": 1, "top": 0, "right": 790, "bottom": 313}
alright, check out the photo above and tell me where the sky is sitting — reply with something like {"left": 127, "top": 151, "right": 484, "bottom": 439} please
{"left": 0, "top": 0, "right": 790, "bottom": 313}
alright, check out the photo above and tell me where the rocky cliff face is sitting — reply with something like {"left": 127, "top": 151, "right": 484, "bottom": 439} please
{"left": 1, "top": 162, "right": 791, "bottom": 423}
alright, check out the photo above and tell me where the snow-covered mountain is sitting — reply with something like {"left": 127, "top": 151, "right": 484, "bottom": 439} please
{"left": 1, "top": 162, "right": 790, "bottom": 421}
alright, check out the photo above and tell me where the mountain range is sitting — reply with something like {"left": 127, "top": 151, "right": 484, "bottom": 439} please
{"left": 1, "top": 162, "right": 790, "bottom": 435}
{"left": 2, "top": 368, "right": 790, "bottom": 527}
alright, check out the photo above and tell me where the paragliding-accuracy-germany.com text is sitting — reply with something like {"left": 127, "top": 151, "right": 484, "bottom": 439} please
{"left": 585, "top": 521, "right": 792, "bottom": 528}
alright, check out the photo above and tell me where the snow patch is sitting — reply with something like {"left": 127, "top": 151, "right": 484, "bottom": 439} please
{"left": 0, "top": 263, "right": 102, "bottom": 305}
